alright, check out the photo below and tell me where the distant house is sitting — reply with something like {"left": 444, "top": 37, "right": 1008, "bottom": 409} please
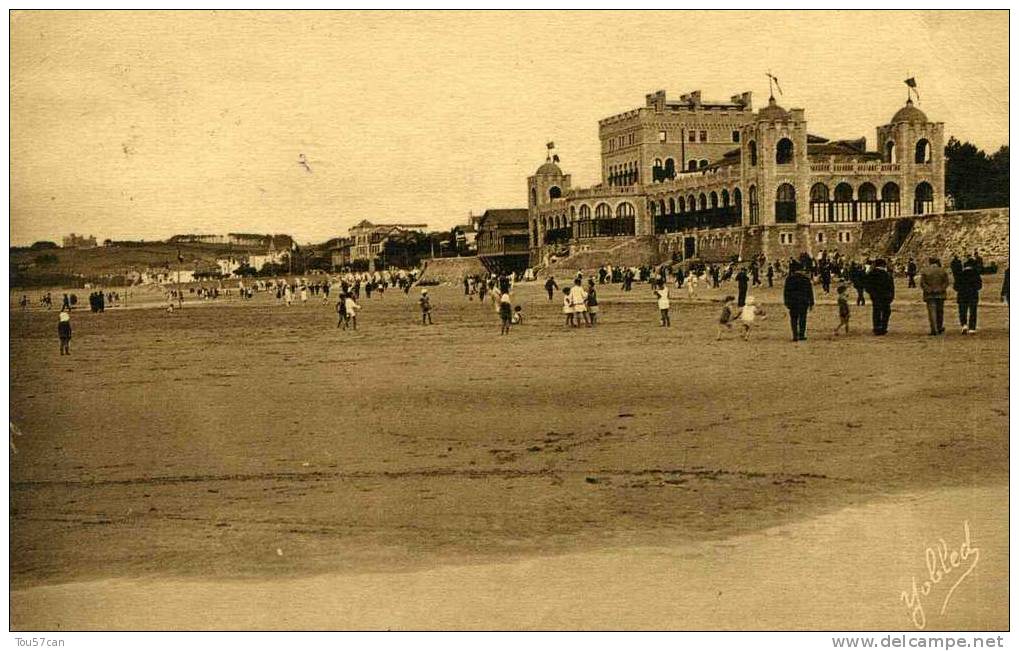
{"left": 476, "top": 209, "right": 530, "bottom": 274}
{"left": 348, "top": 220, "right": 428, "bottom": 262}
{"left": 62, "top": 233, "right": 97, "bottom": 249}
{"left": 328, "top": 237, "right": 353, "bottom": 270}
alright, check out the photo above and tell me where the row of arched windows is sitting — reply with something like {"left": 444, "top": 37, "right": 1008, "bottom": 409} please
{"left": 608, "top": 162, "right": 638, "bottom": 186}
{"left": 744, "top": 138, "right": 795, "bottom": 167}
{"left": 808, "top": 181, "right": 934, "bottom": 221}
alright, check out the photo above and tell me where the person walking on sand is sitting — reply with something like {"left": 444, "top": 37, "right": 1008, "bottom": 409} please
{"left": 833, "top": 284, "right": 851, "bottom": 336}
{"left": 955, "top": 258, "right": 982, "bottom": 334}
{"left": 865, "top": 259, "right": 895, "bottom": 336}
{"left": 655, "top": 281, "right": 671, "bottom": 327}
{"left": 716, "top": 295, "right": 738, "bottom": 340}
{"left": 919, "top": 257, "right": 949, "bottom": 336}
{"left": 586, "top": 278, "right": 600, "bottom": 326}
{"left": 569, "top": 278, "right": 590, "bottom": 327}
{"left": 736, "top": 267, "right": 749, "bottom": 307}
{"left": 336, "top": 292, "right": 348, "bottom": 328}
{"left": 545, "top": 275, "right": 559, "bottom": 301}
{"left": 419, "top": 289, "right": 433, "bottom": 325}
{"left": 344, "top": 293, "right": 361, "bottom": 330}
{"left": 499, "top": 292, "right": 513, "bottom": 335}
{"left": 562, "top": 287, "right": 574, "bottom": 327}
{"left": 58, "top": 307, "right": 72, "bottom": 355}
{"left": 738, "top": 296, "right": 765, "bottom": 340}
{"left": 783, "top": 261, "right": 814, "bottom": 342}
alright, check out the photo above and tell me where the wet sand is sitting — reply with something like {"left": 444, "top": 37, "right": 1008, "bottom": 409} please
{"left": 8, "top": 279, "right": 1009, "bottom": 629}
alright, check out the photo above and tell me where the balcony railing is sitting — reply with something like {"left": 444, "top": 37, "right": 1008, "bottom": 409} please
{"left": 573, "top": 217, "right": 635, "bottom": 239}
{"left": 653, "top": 208, "right": 741, "bottom": 234}
{"left": 809, "top": 160, "right": 903, "bottom": 174}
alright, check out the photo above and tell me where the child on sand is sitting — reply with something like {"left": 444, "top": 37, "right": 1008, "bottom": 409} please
{"left": 655, "top": 282, "right": 671, "bottom": 327}
{"left": 716, "top": 295, "right": 738, "bottom": 340}
{"left": 419, "top": 289, "right": 433, "bottom": 325}
{"left": 833, "top": 284, "right": 851, "bottom": 336}
{"left": 499, "top": 293, "right": 513, "bottom": 335}
{"left": 562, "top": 287, "right": 574, "bottom": 327}
{"left": 586, "top": 279, "right": 599, "bottom": 326}
{"left": 344, "top": 293, "right": 361, "bottom": 330}
{"left": 336, "top": 293, "right": 347, "bottom": 328}
{"left": 738, "top": 296, "right": 766, "bottom": 340}
{"left": 58, "top": 308, "right": 72, "bottom": 355}
{"left": 511, "top": 305, "right": 523, "bottom": 325}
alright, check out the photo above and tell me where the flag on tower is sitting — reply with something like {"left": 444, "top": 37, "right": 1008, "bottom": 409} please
{"left": 546, "top": 141, "right": 555, "bottom": 150}
{"left": 766, "top": 72, "right": 783, "bottom": 96}
{"left": 905, "top": 77, "right": 919, "bottom": 101}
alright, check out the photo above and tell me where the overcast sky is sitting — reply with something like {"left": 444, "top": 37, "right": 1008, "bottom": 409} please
{"left": 10, "top": 10, "right": 1009, "bottom": 246}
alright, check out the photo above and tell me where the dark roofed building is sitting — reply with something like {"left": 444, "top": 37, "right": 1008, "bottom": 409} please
{"left": 476, "top": 208, "right": 530, "bottom": 274}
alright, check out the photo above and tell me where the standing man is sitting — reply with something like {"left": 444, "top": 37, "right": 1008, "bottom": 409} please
{"left": 850, "top": 262, "right": 866, "bottom": 306}
{"left": 865, "top": 259, "right": 895, "bottom": 336}
{"left": 783, "top": 261, "right": 814, "bottom": 342}
{"left": 766, "top": 263, "right": 774, "bottom": 288}
{"left": 919, "top": 257, "right": 949, "bottom": 336}
{"left": 955, "top": 258, "right": 983, "bottom": 334}
{"left": 736, "top": 267, "right": 749, "bottom": 308}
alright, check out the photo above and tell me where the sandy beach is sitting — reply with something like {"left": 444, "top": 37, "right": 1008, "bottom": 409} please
{"left": 9, "top": 279, "right": 1009, "bottom": 630}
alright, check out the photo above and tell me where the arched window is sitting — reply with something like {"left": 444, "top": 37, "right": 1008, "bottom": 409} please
{"left": 649, "top": 201, "right": 658, "bottom": 217}
{"left": 616, "top": 202, "right": 635, "bottom": 218}
{"left": 775, "top": 183, "right": 796, "bottom": 223}
{"left": 733, "top": 188, "right": 742, "bottom": 208}
{"left": 915, "top": 139, "right": 932, "bottom": 164}
{"left": 698, "top": 193, "right": 707, "bottom": 211}
{"left": 810, "top": 183, "right": 830, "bottom": 223}
{"left": 658, "top": 199, "right": 666, "bottom": 216}
{"left": 881, "top": 182, "right": 901, "bottom": 219}
{"left": 914, "top": 182, "right": 934, "bottom": 215}
{"left": 748, "top": 185, "right": 759, "bottom": 225}
{"left": 687, "top": 160, "right": 698, "bottom": 172}
{"left": 710, "top": 191, "right": 719, "bottom": 209}
{"left": 664, "top": 158, "right": 676, "bottom": 179}
{"left": 833, "top": 183, "right": 854, "bottom": 222}
{"left": 858, "top": 182, "right": 878, "bottom": 221}
{"left": 549, "top": 186, "right": 562, "bottom": 200}
{"left": 699, "top": 159, "right": 708, "bottom": 169}
{"left": 594, "top": 203, "right": 612, "bottom": 220}
{"left": 570, "top": 206, "right": 576, "bottom": 222}
{"left": 748, "top": 141, "right": 758, "bottom": 166}
{"left": 884, "top": 141, "right": 897, "bottom": 164}
{"left": 579, "top": 204, "right": 591, "bottom": 220}
{"left": 668, "top": 198, "right": 676, "bottom": 214}
{"left": 776, "top": 138, "right": 794, "bottom": 164}
{"left": 678, "top": 196, "right": 686, "bottom": 212}
{"left": 721, "top": 189, "right": 729, "bottom": 207}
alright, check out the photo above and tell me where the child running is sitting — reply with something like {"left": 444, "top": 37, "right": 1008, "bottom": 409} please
{"left": 738, "top": 295, "right": 766, "bottom": 340}
{"left": 716, "top": 295, "right": 738, "bottom": 340}
{"left": 833, "top": 284, "right": 851, "bottom": 336}
{"left": 499, "top": 293, "right": 513, "bottom": 335}
{"left": 655, "top": 281, "right": 671, "bottom": 327}
{"left": 419, "top": 289, "right": 433, "bottom": 325}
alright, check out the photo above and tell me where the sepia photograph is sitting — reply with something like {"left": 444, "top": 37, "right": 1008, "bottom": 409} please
{"left": 6, "top": 8, "right": 1011, "bottom": 642}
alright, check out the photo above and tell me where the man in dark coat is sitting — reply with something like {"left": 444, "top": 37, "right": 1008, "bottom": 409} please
{"left": 865, "top": 259, "right": 895, "bottom": 335}
{"left": 955, "top": 258, "right": 983, "bottom": 334}
{"left": 735, "top": 268, "right": 749, "bottom": 307}
{"left": 850, "top": 262, "right": 866, "bottom": 306}
{"left": 906, "top": 258, "right": 918, "bottom": 288}
{"left": 783, "top": 261, "right": 814, "bottom": 342}
{"left": 919, "top": 257, "right": 950, "bottom": 335}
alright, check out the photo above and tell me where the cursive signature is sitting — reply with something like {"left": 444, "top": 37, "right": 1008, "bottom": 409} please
{"left": 900, "top": 520, "right": 980, "bottom": 629}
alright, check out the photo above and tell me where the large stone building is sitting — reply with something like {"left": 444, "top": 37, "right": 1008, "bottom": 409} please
{"left": 528, "top": 89, "right": 945, "bottom": 264}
